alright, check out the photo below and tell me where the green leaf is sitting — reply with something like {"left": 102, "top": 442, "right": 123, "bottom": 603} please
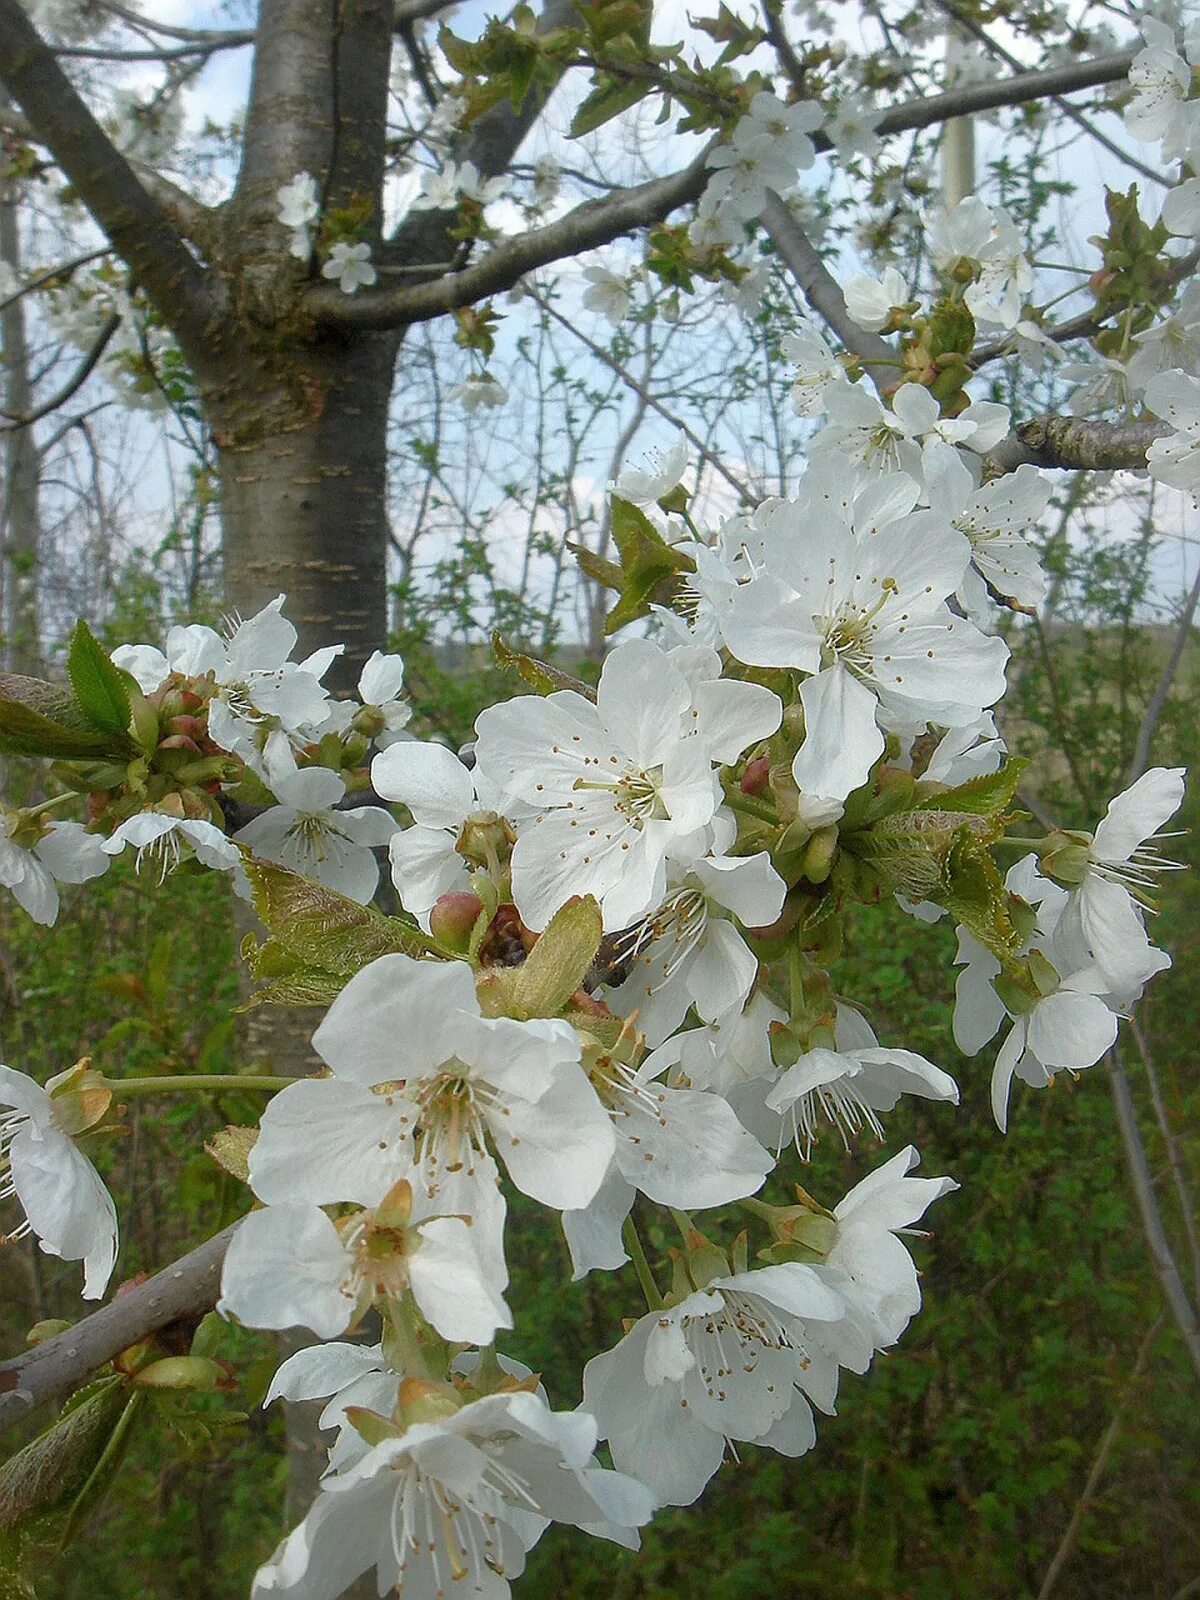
{"left": 569, "top": 73, "right": 646, "bottom": 137}
{"left": 0, "top": 1375, "right": 132, "bottom": 1588}
{"left": 920, "top": 757, "right": 1028, "bottom": 817}
{"left": 567, "top": 540, "right": 623, "bottom": 592}
{"left": 512, "top": 895, "right": 603, "bottom": 1018}
{"left": 935, "top": 828, "right": 1025, "bottom": 960}
{"left": 66, "top": 621, "right": 132, "bottom": 737}
{"left": 239, "top": 859, "right": 438, "bottom": 1006}
{"left": 0, "top": 675, "right": 125, "bottom": 760}
{"left": 491, "top": 633, "right": 596, "bottom": 699}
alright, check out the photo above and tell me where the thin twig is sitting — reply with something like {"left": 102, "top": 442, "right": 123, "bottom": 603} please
{"left": 1106, "top": 1045, "right": 1200, "bottom": 1382}
{"left": 1035, "top": 1314, "right": 1163, "bottom": 1600}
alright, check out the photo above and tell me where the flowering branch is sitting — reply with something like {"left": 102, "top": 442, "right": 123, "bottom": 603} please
{"left": 0, "top": 1225, "right": 236, "bottom": 1430}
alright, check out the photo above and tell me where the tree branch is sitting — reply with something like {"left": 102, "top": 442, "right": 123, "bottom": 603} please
{"left": 382, "top": 0, "right": 585, "bottom": 277}
{"left": 1107, "top": 1044, "right": 1200, "bottom": 1383}
{"left": 0, "top": 0, "right": 218, "bottom": 358}
{"left": 987, "top": 415, "right": 1167, "bottom": 474}
{"left": 759, "top": 190, "right": 897, "bottom": 387}
{"left": 310, "top": 157, "right": 709, "bottom": 327}
{"left": 0, "top": 311, "right": 121, "bottom": 430}
{"left": 872, "top": 49, "right": 1135, "bottom": 140}
{"left": 0, "top": 1224, "right": 237, "bottom": 1431}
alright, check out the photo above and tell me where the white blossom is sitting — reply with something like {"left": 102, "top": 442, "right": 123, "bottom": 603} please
{"left": 321, "top": 241, "right": 377, "bottom": 295}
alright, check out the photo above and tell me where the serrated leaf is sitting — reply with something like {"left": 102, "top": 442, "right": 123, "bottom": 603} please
{"left": 0, "top": 675, "right": 124, "bottom": 760}
{"left": 491, "top": 633, "right": 596, "bottom": 699}
{"left": 205, "top": 1126, "right": 258, "bottom": 1183}
{"left": 66, "top": 621, "right": 132, "bottom": 736}
{"left": 512, "top": 895, "right": 602, "bottom": 1018}
{"left": 567, "top": 541, "right": 623, "bottom": 592}
{"left": 239, "top": 860, "right": 438, "bottom": 1007}
{"left": 243, "top": 858, "right": 433, "bottom": 972}
{"left": 935, "top": 828, "right": 1024, "bottom": 959}
{"left": 0, "top": 1377, "right": 128, "bottom": 1540}
{"left": 920, "top": 757, "right": 1028, "bottom": 817}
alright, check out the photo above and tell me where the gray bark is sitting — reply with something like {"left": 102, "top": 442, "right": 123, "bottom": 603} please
{"left": 0, "top": 102, "right": 41, "bottom": 673}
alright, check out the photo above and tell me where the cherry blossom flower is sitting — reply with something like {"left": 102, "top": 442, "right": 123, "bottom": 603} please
{"left": 1125, "top": 19, "right": 1196, "bottom": 159}
{"left": 718, "top": 501, "right": 1007, "bottom": 812}
{"left": 250, "top": 1389, "right": 656, "bottom": 1599}
{"left": 450, "top": 373, "right": 508, "bottom": 412}
{"left": 112, "top": 596, "right": 337, "bottom": 780}
{"left": 1, "top": 1062, "right": 117, "bottom": 1298}
{"left": 234, "top": 767, "right": 395, "bottom": 904}
{"left": 605, "top": 851, "right": 785, "bottom": 1045}
{"left": 1066, "top": 767, "right": 1186, "bottom": 993}
{"left": 582, "top": 264, "right": 632, "bottom": 325}
{"left": 843, "top": 266, "right": 908, "bottom": 332}
{"left": 0, "top": 816, "right": 108, "bottom": 925}
{"left": 321, "top": 241, "right": 377, "bottom": 294}
{"left": 781, "top": 320, "right": 848, "bottom": 416}
{"left": 817, "top": 1145, "right": 958, "bottom": 1364}
{"left": 219, "top": 1184, "right": 511, "bottom": 1345}
{"left": 102, "top": 812, "right": 241, "bottom": 878}
{"left": 582, "top": 1261, "right": 845, "bottom": 1505}
{"left": 1145, "top": 368, "right": 1200, "bottom": 492}
{"left": 965, "top": 210, "right": 1033, "bottom": 329}
{"left": 612, "top": 430, "right": 688, "bottom": 504}
{"left": 276, "top": 172, "right": 319, "bottom": 259}
{"left": 474, "top": 638, "right": 781, "bottom": 930}
{"left": 250, "top": 955, "right": 615, "bottom": 1290}
{"left": 731, "top": 1006, "right": 958, "bottom": 1159}
{"left": 561, "top": 1038, "right": 774, "bottom": 1278}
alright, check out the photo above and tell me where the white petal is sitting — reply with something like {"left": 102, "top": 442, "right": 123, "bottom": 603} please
{"left": 790, "top": 666, "right": 884, "bottom": 804}
{"left": 219, "top": 1204, "right": 354, "bottom": 1339}
{"left": 371, "top": 741, "right": 474, "bottom": 830}
{"left": 249, "top": 1078, "right": 413, "bottom": 1206}
{"left": 312, "top": 954, "right": 479, "bottom": 1083}
{"left": 1091, "top": 767, "right": 1185, "bottom": 863}
{"left": 9, "top": 1124, "right": 117, "bottom": 1298}
{"left": 409, "top": 1216, "right": 512, "bottom": 1344}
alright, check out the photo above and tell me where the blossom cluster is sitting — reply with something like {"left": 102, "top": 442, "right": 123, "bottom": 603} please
{"left": 0, "top": 406, "right": 1186, "bottom": 1598}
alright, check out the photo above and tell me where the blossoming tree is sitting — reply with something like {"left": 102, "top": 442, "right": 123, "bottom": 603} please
{"left": 0, "top": 0, "right": 1197, "bottom": 1595}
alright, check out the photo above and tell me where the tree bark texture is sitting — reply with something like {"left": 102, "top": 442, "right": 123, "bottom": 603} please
{"left": 1, "top": 103, "right": 42, "bottom": 675}
{"left": 209, "top": 328, "right": 401, "bottom": 690}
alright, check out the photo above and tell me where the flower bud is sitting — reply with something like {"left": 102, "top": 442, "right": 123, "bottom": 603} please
{"left": 744, "top": 1189, "right": 837, "bottom": 1264}
{"left": 46, "top": 1058, "right": 112, "bottom": 1136}
{"left": 430, "top": 891, "right": 485, "bottom": 951}
{"left": 134, "top": 1356, "right": 226, "bottom": 1391}
{"left": 1036, "top": 829, "right": 1091, "bottom": 888}
{"left": 741, "top": 754, "right": 770, "bottom": 794}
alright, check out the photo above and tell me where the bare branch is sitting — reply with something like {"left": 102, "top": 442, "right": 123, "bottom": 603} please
{"left": 53, "top": 30, "right": 253, "bottom": 62}
{"left": 872, "top": 49, "right": 1135, "bottom": 140}
{"left": 759, "top": 191, "right": 897, "bottom": 387}
{"left": 528, "top": 283, "right": 756, "bottom": 507}
{"left": 1130, "top": 558, "right": 1200, "bottom": 780}
{"left": 1035, "top": 1314, "right": 1163, "bottom": 1600}
{"left": 0, "top": 247, "right": 111, "bottom": 315}
{"left": 1107, "top": 1044, "right": 1200, "bottom": 1383}
{"left": 1129, "top": 1015, "right": 1200, "bottom": 1308}
{"left": 311, "top": 158, "right": 709, "bottom": 328}
{"left": 0, "top": 0, "right": 219, "bottom": 358}
{"left": 987, "top": 415, "right": 1167, "bottom": 474}
{"left": 0, "top": 1224, "right": 236, "bottom": 1430}
{"left": 1, "top": 311, "right": 121, "bottom": 430}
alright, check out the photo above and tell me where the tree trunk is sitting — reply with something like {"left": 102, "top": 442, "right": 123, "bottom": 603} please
{"left": 211, "top": 326, "right": 400, "bottom": 691}
{"left": 213, "top": 326, "right": 399, "bottom": 1597}
{"left": 0, "top": 113, "right": 42, "bottom": 675}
